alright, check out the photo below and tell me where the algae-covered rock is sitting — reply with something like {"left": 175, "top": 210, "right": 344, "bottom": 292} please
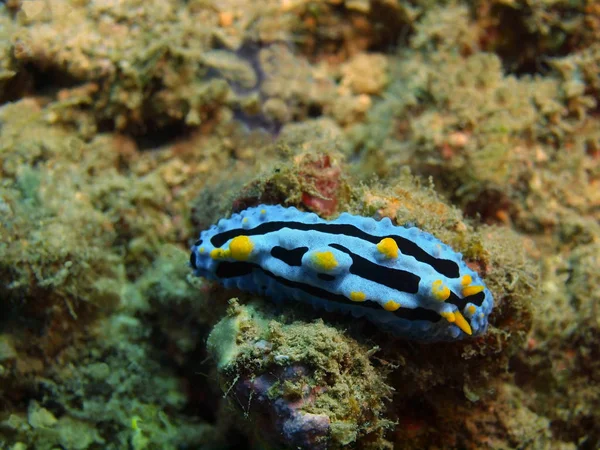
{"left": 0, "top": 96, "right": 226, "bottom": 449}
{"left": 208, "top": 300, "right": 394, "bottom": 449}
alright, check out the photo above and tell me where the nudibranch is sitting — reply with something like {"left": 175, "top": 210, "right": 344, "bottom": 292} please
{"left": 190, "top": 205, "right": 493, "bottom": 341}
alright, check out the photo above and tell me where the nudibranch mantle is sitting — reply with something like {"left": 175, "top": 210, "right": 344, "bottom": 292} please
{"left": 190, "top": 205, "right": 493, "bottom": 341}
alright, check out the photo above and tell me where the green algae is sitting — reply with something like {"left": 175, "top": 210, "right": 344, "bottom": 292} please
{"left": 207, "top": 300, "right": 270, "bottom": 370}
{"left": 0, "top": 97, "right": 220, "bottom": 448}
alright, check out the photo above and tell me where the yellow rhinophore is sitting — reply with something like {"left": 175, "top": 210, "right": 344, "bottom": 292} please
{"left": 350, "top": 291, "right": 366, "bottom": 302}
{"left": 376, "top": 237, "right": 399, "bottom": 259}
{"left": 461, "top": 274, "right": 472, "bottom": 286}
{"left": 229, "top": 235, "right": 254, "bottom": 261}
{"left": 383, "top": 300, "right": 401, "bottom": 311}
{"left": 463, "top": 285, "right": 485, "bottom": 297}
{"left": 441, "top": 310, "right": 472, "bottom": 335}
{"left": 312, "top": 251, "right": 338, "bottom": 271}
{"left": 453, "top": 311, "right": 472, "bottom": 335}
{"left": 432, "top": 279, "right": 451, "bottom": 301}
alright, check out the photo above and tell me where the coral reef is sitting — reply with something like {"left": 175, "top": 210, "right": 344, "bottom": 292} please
{"left": 0, "top": 0, "right": 599, "bottom": 448}
{"left": 474, "top": 0, "right": 600, "bottom": 73}
{"left": 3, "top": 0, "right": 405, "bottom": 138}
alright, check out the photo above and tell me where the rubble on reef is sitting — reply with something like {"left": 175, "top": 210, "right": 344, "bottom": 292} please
{"left": 0, "top": 0, "right": 599, "bottom": 449}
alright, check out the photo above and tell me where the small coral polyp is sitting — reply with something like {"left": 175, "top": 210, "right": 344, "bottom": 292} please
{"left": 190, "top": 205, "right": 494, "bottom": 341}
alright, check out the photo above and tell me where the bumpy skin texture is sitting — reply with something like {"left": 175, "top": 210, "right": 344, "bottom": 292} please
{"left": 190, "top": 205, "right": 493, "bottom": 341}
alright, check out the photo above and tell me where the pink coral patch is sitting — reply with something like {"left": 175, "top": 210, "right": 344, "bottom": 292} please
{"left": 298, "top": 154, "right": 341, "bottom": 216}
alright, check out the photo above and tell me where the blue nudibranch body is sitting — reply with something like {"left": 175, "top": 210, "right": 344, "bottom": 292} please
{"left": 190, "top": 205, "right": 494, "bottom": 341}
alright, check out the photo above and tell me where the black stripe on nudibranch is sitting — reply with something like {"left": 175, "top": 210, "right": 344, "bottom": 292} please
{"left": 211, "top": 221, "right": 460, "bottom": 278}
{"left": 271, "top": 246, "right": 309, "bottom": 267}
{"left": 330, "top": 243, "right": 420, "bottom": 294}
{"left": 317, "top": 273, "right": 336, "bottom": 281}
{"left": 189, "top": 251, "right": 197, "bottom": 270}
{"left": 449, "top": 290, "right": 486, "bottom": 309}
{"left": 195, "top": 239, "right": 203, "bottom": 246}
{"left": 214, "top": 261, "right": 442, "bottom": 323}
{"left": 215, "top": 261, "right": 253, "bottom": 278}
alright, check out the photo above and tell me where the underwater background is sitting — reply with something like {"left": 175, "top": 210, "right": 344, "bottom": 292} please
{"left": 0, "top": 0, "right": 599, "bottom": 448}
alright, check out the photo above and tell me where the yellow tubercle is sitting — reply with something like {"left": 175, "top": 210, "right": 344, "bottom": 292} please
{"left": 350, "top": 291, "right": 366, "bottom": 302}
{"left": 383, "top": 300, "right": 401, "bottom": 311}
{"left": 453, "top": 311, "right": 472, "bottom": 335}
{"left": 461, "top": 274, "right": 472, "bottom": 286}
{"left": 432, "top": 280, "right": 451, "bottom": 301}
{"left": 312, "top": 251, "right": 338, "bottom": 271}
{"left": 242, "top": 218, "right": 249, "bottom": 224}
{"left": 463, "top": 285, "right": 485, "bottom": 297}
{"left": 467, "top": 305, "right": 477, "bottom": 315}
{"left": 229, "top": 235, "right": 254, "bottom": 261}
{"left": 210, "top": 248, "right": 230, "bottom": 260}
{"left": 440, "top": 311, "right": 456, "bottom": 323}
{"left": 376, "top": 237, "right": 399, "bottom": 259}
{"left": 260, "top": 209, "right": 266, "bottom": 214}
{"left": 199, "top": 247, "right": 205, "bottom": 254}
